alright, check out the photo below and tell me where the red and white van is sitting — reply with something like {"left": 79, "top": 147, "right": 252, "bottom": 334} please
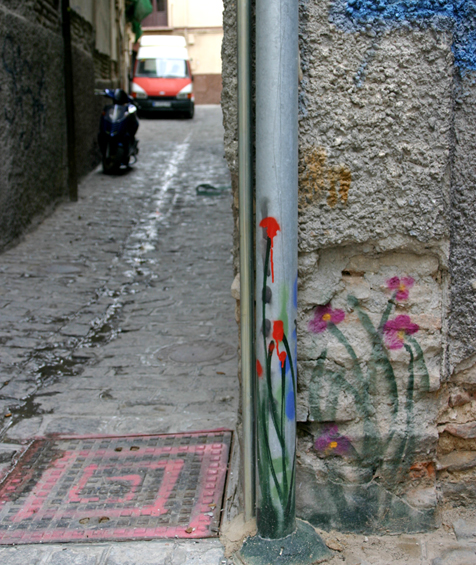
{"left": 131, "top": 35, "right": 194, "bottom": 119}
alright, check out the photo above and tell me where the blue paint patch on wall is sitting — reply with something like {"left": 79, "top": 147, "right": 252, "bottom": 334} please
{"left": 330, "top": 0, "right": 476, "bottom": 70}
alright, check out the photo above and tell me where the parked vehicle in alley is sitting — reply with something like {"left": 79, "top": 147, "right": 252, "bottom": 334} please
{"left": 130, "top": 35, "right": 195, "bottom": 119}
{"left": 98, "top": 89, "right": 139, "bottom": 174}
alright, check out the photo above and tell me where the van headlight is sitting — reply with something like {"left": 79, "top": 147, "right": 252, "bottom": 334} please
{"left": 176, "top": 83, "right": 193, "bottom": 100}
{"left": 131, "top": 82, "right": 148, "bottom": 99}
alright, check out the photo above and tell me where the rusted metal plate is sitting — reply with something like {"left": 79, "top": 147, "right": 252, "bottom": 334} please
{"left": 0, "top": 431, "right": 231, "bottom": 544}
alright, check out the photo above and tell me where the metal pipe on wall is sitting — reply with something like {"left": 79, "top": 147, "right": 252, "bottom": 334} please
{"left": 255, "top": 0, "right": 299, "bottom": 539}
{"left": 237, "top": 0, "right": 256, "bottom": 521}
{"left": 236, "top": 0, "right": 333, "bottom": 561}
{"left": 62, "top": 0, "right": 78, "bottom": 202}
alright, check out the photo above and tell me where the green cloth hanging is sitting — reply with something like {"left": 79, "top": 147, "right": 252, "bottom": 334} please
{"left": 126, "top": 0, "right": 153, "bottom": 42}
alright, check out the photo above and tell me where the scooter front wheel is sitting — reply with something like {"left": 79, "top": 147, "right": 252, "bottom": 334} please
{"left": 102, "top": 144, "right": 124, "bottom": 174}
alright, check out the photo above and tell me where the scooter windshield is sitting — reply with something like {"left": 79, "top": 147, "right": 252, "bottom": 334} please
{"left": 136, "top": 58, "right": 188, "bottom": 79}
{"left": 104, "top": 105, "right": 127, "bottom": 122}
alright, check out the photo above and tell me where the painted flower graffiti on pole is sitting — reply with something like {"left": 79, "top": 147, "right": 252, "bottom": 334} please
{"left": 257, "top": 215, "right": 297, "bottom": 538}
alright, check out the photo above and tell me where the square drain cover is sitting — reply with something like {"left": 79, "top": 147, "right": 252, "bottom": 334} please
{"left": 0, "top": 431, "right": 231, "bottom": 544}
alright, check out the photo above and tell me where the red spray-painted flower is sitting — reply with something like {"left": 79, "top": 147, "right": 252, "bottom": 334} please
{"left": 256, "top": 359, "right": 263, "bottom": 378}
{"left": 272, "top": 320, "right": 284, "bottom": 342}
{"left": 272, "top": 320, "right": 287, "bottom": 368}
{"left": 259, "top": 217, "right": 280, "bottom": 283}
{"left": 383, "top": 315, "right": 419, "bottom": 350}
{"left": 308, "top": 305, "right": 345, "bottom": 334}
{"left": 386, "top": 276, "right": 414, "bottom": 301}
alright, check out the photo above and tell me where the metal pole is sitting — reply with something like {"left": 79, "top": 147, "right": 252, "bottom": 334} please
{"left": 62, "top": 0, "right": 78, "bottom": 202}
{"left": 255, "top": 0, "right": 299, "bottom": 540}
{"left": 236, "top": 0, "right": 332, "bottom": 559}
{"left": 237, "top": 0, "right": 255, "bottom": 521}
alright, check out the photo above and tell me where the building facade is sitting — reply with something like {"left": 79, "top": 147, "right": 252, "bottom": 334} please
{"left": 140, "top": 0, "right": 223, "bottom": 104}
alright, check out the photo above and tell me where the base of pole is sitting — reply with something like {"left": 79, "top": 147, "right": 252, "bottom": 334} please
{"left": 233, "top": 519, "right": 332, "bottom": 565}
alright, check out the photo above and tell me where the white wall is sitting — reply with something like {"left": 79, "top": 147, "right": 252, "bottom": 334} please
{"left": 188, "top": 31, "right": 222, "bottom": 74}
{"left": 169, "top": 0, "right": 223, "bottom": 29}
{"left": 70, "top": 0, "right": 94, "bottom": 23}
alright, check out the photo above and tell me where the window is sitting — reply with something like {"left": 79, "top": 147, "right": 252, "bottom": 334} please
{"left": 136, "top": 59, "right": 189, "bottom": 79}
{"left": 142, "top": 0, "right": 168, "bottom": 27}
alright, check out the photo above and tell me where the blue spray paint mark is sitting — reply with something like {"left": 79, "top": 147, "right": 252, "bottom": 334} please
{"left": 330, "top": 0, "right": 476, "bottom": 71}
{"left": 286, "top": 390, "right": 295, "bottom": 420}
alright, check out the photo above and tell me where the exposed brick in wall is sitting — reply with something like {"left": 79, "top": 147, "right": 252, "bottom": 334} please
{"left": 70, "top": 9, "right": 95, "bottom": 54}
{"left": 193, "top": 74, "right": 222, "bottom": 105}
{"left": 32, "top": 0, "right": 60, "bottom": 33}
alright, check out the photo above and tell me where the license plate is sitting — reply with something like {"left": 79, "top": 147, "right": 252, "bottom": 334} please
{"left": 152, "top": 101, "right": 171, "bottom": 108}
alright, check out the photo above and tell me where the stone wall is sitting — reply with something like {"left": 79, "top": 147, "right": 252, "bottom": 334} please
{"left": 70, "top": 9, "right": 104, "bottom": 179}
{"left": 0, "top": 0, "right": 116, "bottom": 251}
{"left": 221, "top": 0, "right": 476, "bottom": 532}
{"left": 0, "top": 0, "right": 66, "bottom": 250}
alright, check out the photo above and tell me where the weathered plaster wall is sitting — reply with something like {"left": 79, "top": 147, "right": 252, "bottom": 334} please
{"left": 439, "top": 71, "right": 476, "bottom": 506}
{"left": 221, "top": 0, "right": 240, "bottom": 274}
{"left": 222, "top": 0, "right": 476, "bottom": 533}
{"left": 294, "top": 0, "right": 455, "bottom": 532}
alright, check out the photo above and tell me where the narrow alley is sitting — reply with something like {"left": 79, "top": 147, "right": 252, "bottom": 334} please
{"left": 0, "top": 107, "right": 238, "bottom": 564}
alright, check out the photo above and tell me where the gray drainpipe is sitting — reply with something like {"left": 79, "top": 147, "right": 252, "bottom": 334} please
{"left": 254, "top": 0, "right": 299, "bottom": 540}
{"left": 235, "top": 0, "right": 331, "bottom": 561}
{"left": 237, "top": 0, "right": 255, "bottom": 522}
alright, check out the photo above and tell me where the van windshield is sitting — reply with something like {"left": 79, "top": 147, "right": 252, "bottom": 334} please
{"left": 135, "top": 58, "right": 189, "bottom": 79}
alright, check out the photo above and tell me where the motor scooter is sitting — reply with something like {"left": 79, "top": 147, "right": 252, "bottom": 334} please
{"left": 97, "top": 89, "right": 139, "bottom": 174}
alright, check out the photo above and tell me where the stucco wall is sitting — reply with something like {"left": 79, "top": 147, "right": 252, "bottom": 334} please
{"left": 221, "top": 0, "right": 476, "bottom": 532}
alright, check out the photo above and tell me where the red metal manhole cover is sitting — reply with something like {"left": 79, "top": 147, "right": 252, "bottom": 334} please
{"left": 0, "top": 430, "right": 232, "bottom": 544}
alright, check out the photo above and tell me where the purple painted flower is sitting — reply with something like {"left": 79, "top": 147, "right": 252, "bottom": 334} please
{"left": 314, "top": 424, "right": 353, "bottom": 458}
{"left": 308, "top": 305, "right": 345, "bottom": 334}
{"left": 383, "top": 315, "right": 419, "bottom": 350}
{"left": 386, "top": 276, "right": 414, "bottom": 301}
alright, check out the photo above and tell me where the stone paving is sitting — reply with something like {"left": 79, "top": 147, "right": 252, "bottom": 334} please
{"left": 0, "top": 106, "right": 236, "bottom": 564}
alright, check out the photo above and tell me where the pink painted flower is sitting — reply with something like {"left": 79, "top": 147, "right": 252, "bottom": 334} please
{"left": 386, "top": 276, "right": 414, "bottom": 301}
{"left": 308, "top": 305, "right": 345, "bottom": 334}
{"left": 383, "top": 315, "right": 419, "bottom": 350}
{"left": 314, "top": 424, "right": 353, "bottom": 458}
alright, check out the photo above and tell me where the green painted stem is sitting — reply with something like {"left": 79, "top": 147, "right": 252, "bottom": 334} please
{"left": 328, "top": 320, "right": 381, "bottom": 460}
{"left": 265, "top": 346, "right": 286, "bottom": 450}
{"left": 349, "top": 296, "right": 399, "bottom": 413}
{"left": 280, "top": 360, "right": 289, "bottom": 498}
{"left": 407, "top": 336, "right": 430, "bottom": 393}
{"left": 399, "top": 343, "right": 416, "bottom": 478}
{"left": 259, "top": 394, "right": 283, "bottom": 502}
